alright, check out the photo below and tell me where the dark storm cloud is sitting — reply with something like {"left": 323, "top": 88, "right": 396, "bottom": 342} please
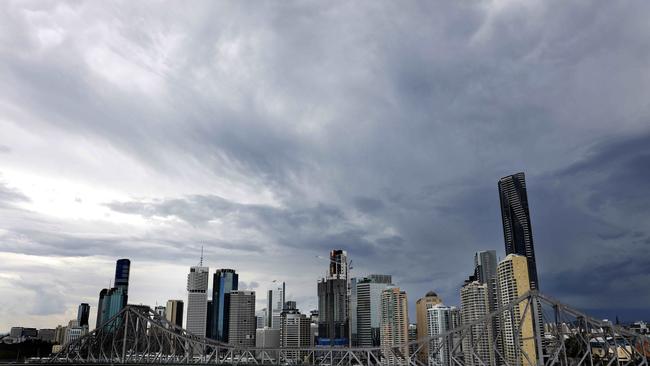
{"left": 1, "top": 0, "right": 650, "bottom": 324}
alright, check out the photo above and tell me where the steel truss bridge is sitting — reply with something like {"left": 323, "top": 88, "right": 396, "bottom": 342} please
{"left": 49, "top": 291, "right": 649, "bottom": 366}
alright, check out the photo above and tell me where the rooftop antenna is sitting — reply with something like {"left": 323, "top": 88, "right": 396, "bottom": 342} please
{"left": 199, "top": 245, "right": 204, "bottom": 267}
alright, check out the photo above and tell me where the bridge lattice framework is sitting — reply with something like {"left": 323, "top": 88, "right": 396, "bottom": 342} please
{"left": 49, "top": 291, "right": 650, "bottom": 366}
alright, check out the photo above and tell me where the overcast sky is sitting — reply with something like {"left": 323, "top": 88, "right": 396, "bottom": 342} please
{"left": 1, "top": 0, "right": 650, "bottom": 332}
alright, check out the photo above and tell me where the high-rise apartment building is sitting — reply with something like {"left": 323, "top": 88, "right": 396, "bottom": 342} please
{"left": 186, "top": 265, "right": 209, "bottom": 337}
{"left": 77, "top": 303, "right": 90, "bottom": 328}
{"left": 460, "top": 281, "right": 495, "bottom": 366}
{"left": 211, "top": 269, "right": 238, "bottom": 341}
{"left": 228, "top": 290, "right": 256, "bottom": 347}
{"left": 381, "top": 287, "right": 409, "bottom": 366}
{"left": 165, "top": 300, "right": 184, "bottom": 328}
{"left": 357, "top": 275, "right": 393, "bottom": 347}
{"left": 416, "top": 291, "right": 443, "bottom": 363}
{"left": 498, "top": 172, "right": 539, "bottom": 290}
{"left": 497, "top": 254, "right": 536, "bottom": 366}
{"left": 426, "top": 304, "right": 458, "bottom": 366}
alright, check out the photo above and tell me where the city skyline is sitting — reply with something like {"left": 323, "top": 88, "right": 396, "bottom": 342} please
{"left": 2, "top": 0, "right": 650, "bottom": 333}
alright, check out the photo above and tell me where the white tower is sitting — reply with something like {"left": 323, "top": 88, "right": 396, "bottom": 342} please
{"left": 187, "top": 263, "right": 209, "bottom": 337}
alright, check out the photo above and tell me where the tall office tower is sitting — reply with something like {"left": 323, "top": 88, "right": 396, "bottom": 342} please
{"left": 186, "top": 265, "right": 209, "bottom": 337}
{"left": 498, "top": 172, "right": 539, "bottom": 290}
{"left": 381, "top": 287, "right": 409, "bottom": 366}
{"left": 427, "top": 304, "right": 457, "bottom": 366}
{"left": 416, "top": 291, "right": 443, "bottom": 363}
{"left": 211, "top": 269, "right": 239, "bottom": 341}
{"left": 267, "top": 282, "right": 285, "bottom": 329}
{"left": 497, "top": 254, "right": 536, "bottom": 366}
{"left": 280, "top": 304, "right": 311, "bottom": 359}
{"left": 474, "top": 250, "right": 499, "bottom": 313}
{"left": 114, "top": 259, "right": 130, "bottom": 304}
{"left": 228, "top": 291, "right": 256, "bottom": 347}
{"left": 96, "top": 289, "right": 107, "bottom": 329}
{"left": 317, "top": 249, "right": 349, "bottom": 345}
{"left": 357, "top": 275, "right": 393, "bottom": 347}
{"left": 474, "top": 250, "right": 502, "bottom": 364}
{"left": 165, "top": 300, "right": 184, "bottom": 328}
{"left": 350, "top": 277, "right": 358, "bottom": 346}
{"left": 77, "top": 303, "right": 90, "bottom": 327}
{"left": 256, "top": 308, "right": 267, "bottom": 329}
{"left": 317, "top": 277, "right": 348, "bottom": 345}
{"left": 95, "top": 259, "right": 130, "bottom": 329}
{"left": 460, "top": 281, "right": 495, "bottom": 366}
{"left": 206, "top": 300, "right": 214, "bottom": 338}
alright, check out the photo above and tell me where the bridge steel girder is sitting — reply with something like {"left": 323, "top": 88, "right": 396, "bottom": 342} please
{"left": 48, "top": 291, "right": 649, "bottom": 366}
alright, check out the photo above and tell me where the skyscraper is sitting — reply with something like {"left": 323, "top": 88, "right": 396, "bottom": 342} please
{"left": 256, "top": 308, "right": 267, "bottom": 329}
{"left": 77, "top": 303, "right": 90, "bottom": 327}
{"left": 460, "top": 281, "right": 495, "bottom": 366}
{"left": 381, "top": 287, "right": 409, "bottom": 366}
{"left": 497, "top": 254, "right": 536, "bottom": 366}
{"left": 280, "top": 302, "right": 311, "bottom": 359}
{"left": 114, "top": 259, "right": 130, "bottom": 296}
{"left": 267, "top": 282, "right": 285, "bottom": 329}
{"left": 473, "top": 250, "right": 501, "bottom": 364}
{"left": 317, "top": 249, "right": 349, "bottom": 345}
{"left": 416, "top": 291, "right": 443, "bottom": 363}
{"left": 349, "top": 277, "right": 358, "bottom": 346}
{"left": 165, "top": 300, "right": 184, "bottom": 328}
{"left": 228, "top": 290, "right": 256, "bottom": 347}
{"left": 186, "top": 265, "right": 209, "bottom": 337}
{"left": 211, "top": 269, "right": 238, "bottom": 342}
{"left": 317, "top": 277, "right": 348, "bottom": 345}
{"left": 95, "top": 259, "right": 130, "bottom": 329}
{"left": 498, "top": 172, "right": 539, "bottom": 290}
{"left": 426, "top": 304, "right": 457, "bottom": 366}
{"left": 357, "top": 275, "right": 393, "bottom": 347}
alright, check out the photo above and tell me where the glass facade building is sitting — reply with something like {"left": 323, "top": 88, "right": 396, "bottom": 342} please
{"left": 211, "top": 269, "right": 239, "bottom": 342}
{"left": 498, "top": 172, "right": 539, "bottom": 290}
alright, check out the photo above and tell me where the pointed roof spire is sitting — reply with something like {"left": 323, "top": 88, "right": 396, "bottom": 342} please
{"left": 199, "top": 245, "right": 204, "bottom": 266}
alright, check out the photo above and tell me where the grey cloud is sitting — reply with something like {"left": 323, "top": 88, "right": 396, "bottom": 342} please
{"left": 353, "top": 197, "right": 384, "bottom": 214}
{"left": 0, "top": 181, "right": 30, "bottom": 207}
{"left": 1, "top": 0, "right": 650, "bottom": 327}
{"left": 0, "top": 145, "right": 10, "bottom": 153}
